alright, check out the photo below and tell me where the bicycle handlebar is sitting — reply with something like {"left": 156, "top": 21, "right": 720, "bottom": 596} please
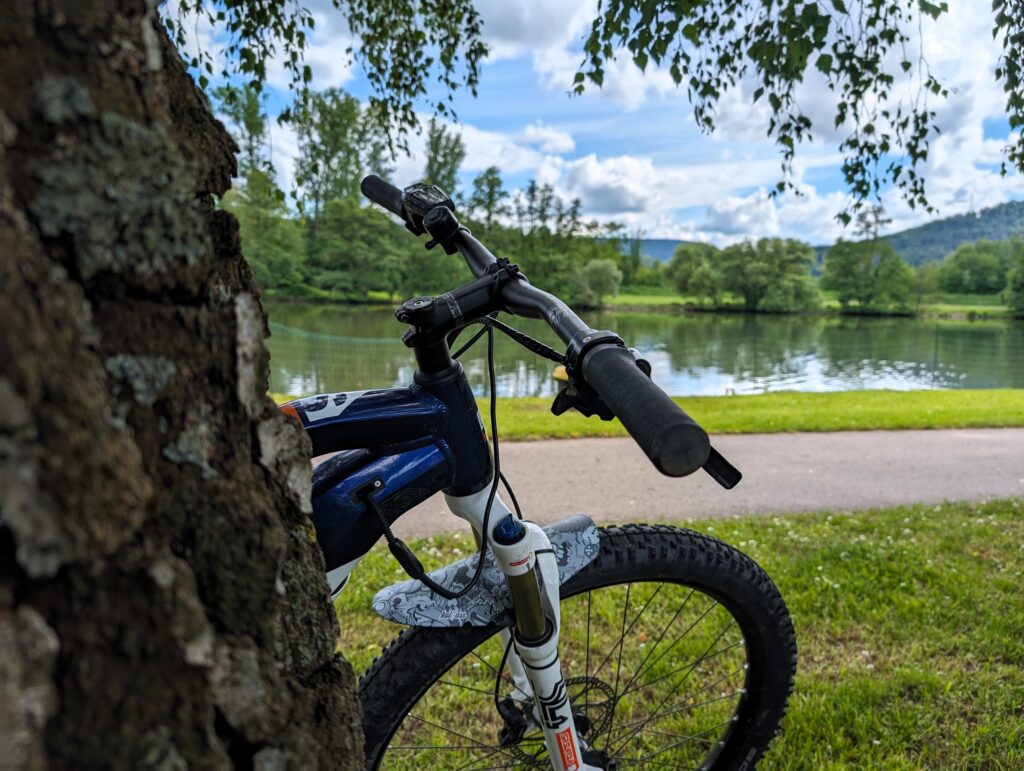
{"left": 581, "top": 344, "right": 710, "bottom": 476}
{"left": 361, "top": 175, "right": 727, "bottom": 480}
{"left": 361, "top": 175, "right": 405, "bottom": 218}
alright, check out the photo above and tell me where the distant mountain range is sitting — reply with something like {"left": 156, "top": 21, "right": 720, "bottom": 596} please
{"left": 632, "top": 238, "right": 694, "bottom": 263}
{"left": 878, "top": 200, "right": 1024, "bottom": 265}
{"left": 635, "top": 200, "right": 1024, "bottom": 266}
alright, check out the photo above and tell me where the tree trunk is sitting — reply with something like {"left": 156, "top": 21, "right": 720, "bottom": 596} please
{"left": 0, "top": 3, "right": 361, "bottom": 768}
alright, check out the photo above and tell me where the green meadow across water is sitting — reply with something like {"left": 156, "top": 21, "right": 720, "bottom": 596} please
{"left": 266, "top": 303, "right": 1024, "bottom": 398}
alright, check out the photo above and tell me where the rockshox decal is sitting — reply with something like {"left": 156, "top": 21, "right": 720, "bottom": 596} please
{"left": 556, "top": 727, "right": 580, "bottom": 771}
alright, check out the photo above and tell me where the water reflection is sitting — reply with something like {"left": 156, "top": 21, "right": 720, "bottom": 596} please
{"left": 266, "top": 303, "right": 1024, "bottom": 397}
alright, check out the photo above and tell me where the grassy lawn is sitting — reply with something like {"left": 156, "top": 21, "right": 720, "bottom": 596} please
{"left": 605, "top": 291, "right": 689, "bottom": 307}
{"left": 272, "top": 389, "right": 1024, "bottom": 439}
{"left": 337, "top": 498, "right": 1024, "bottom": 768}
{"left": 468, "top": 389, "right": 1024, "bottom": 440}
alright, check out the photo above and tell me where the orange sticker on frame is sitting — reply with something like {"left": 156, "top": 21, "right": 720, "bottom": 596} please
{"left": 555, "top": 727, "right": 579, "bottom": 771}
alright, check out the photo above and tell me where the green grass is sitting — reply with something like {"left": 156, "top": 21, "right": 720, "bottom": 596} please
{"left": 474, "top": 389, "right": 1024, "bottom": 440}
{"left": 605, "top": 291, "right": 691, "bottom": 307}
{"left": 609, "top": 287, "right": 1012, "bottom": 317}
{"left": 272, "top": 389, "right": 1024, "bottom": 439}
{"left": 337, "top": 498, "right": 1024, "bottom": 768}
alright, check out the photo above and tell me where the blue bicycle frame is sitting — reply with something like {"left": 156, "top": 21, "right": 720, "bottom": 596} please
{"left": 286, "top": 364, "right": 493, "bottom": 577}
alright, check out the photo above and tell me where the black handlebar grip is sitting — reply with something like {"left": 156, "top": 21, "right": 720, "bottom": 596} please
{"left": 361, "top": 175, "right": 405, "bottom": 217}
{"left": 582, "top": 344, "right": 710, "bottom": 477}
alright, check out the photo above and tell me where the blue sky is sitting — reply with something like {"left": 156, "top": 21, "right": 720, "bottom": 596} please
{"left": 178, "top": 1, "right": 1024, "bottom": 245}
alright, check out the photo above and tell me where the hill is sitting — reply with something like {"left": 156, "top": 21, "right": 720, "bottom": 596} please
{"left": 815, "top": 200, "right": 1024, "bottom": 264}
{"left": 638, "top": 200, "right": 1024, "bottom": 266}
{"left": 882, "top": 200, "right": 1024, "bottom": 264}
{"left": 635, "top": 238, "right": 691, "bottom": 262}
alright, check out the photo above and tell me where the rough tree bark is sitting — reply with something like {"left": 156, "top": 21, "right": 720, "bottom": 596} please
{"left": 0, "top": 2, "right": 362, "bottom": 768}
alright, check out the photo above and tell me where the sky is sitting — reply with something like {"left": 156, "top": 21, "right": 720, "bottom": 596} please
{"left": 179, "top": 1, "right": 1024, "bottom": 246}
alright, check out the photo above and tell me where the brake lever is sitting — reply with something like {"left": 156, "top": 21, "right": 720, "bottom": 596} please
{"left": 551, "top": 382, "right": 615, "bottom": 421}
{"left": 552, "top": 347, "right": 650, "bottom": 421}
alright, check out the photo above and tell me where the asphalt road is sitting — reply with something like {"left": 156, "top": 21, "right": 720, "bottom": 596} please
{"left": 386, "top": 428, "right": 1024, "bottom": 538}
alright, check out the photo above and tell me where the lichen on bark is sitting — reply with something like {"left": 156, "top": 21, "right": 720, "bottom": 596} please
{"left": 0, "top": 1, "right": 362, "bottom": 767}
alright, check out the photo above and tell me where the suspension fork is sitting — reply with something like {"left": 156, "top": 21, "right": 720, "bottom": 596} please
{"left": 445, "top": 488, "right": 596, "bottom": 771}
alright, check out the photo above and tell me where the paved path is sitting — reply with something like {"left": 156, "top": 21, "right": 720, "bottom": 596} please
{"left": 389, "top": 428, "right": 1024, "bottom": 538}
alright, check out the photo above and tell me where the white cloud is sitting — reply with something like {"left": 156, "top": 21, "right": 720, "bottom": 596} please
{"left": 265, "top": 10, "right": 354, "bottom": 91}
{"left": 704, "top": 193, "right": 779, "bottom": 238}
{"left": 533, "top": 45, "right": 678, "bottom": 112}
{"left": 475, "top": 0, "right": 596, "bottom": 59}
{"left": 376, "top": 116, "right": 550, "bottom": 192}
{"left": 519, "top": 121, "right": 576, "bottom": 153}
{"left": 559, "top": 154, "right": 660, "bottom": 213}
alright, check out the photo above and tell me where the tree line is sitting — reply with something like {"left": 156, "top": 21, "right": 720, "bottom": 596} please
{"left": 668, "top": 206, "right": 1024, "bottom": 316}
{"left": 216, "top": 85, "right": 626, "bottom": 309}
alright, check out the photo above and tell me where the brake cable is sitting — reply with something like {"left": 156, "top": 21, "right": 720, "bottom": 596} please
{"left": 365, "top": 322, "right": 509, "bottom": 600}
{"left": 368, "top": 311, "right": 545, "bottom": 598}
{"left": 451, "top": 313, "right": 566, "bottom": 366}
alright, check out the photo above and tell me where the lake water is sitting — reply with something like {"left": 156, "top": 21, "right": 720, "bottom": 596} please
{"left": 266, "top": 304, "right": 1024, "bottom": 398}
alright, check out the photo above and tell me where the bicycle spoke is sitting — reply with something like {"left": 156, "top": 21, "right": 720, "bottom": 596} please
{"left": 628, "top": 715, "right": 738, "bottom": 765}
{"left": 613, "top": 599, "right": 723, "bottom": 702}
{"left": 452, "top": 746, "right": 514, "bottom": 771}
{"left": 405, "top": 713, "right": 520, "bottom": 764}
{"left": 389, "top": 744, "right": 504, "bottom": 751}
{"left": 618, "top": 638, "right": 745, "bottom": 699}
{"left": 608, "top": 618, "right": 737, "bottom": 758}
{"left": 617, "top": 756, "right": 704, "bottom": 769}
{"left": 607, "top": 582, "right": 632, "bottom": 743}
{"left": 582, "top": 589, "right": 592, "bottom": 722}
{"left": 589, "top": 583, "right": 668, "bottom": 680}
{"left": 469, "top": 648, "right": 528, "bottom": 699}
{"left": 606, "top": 689, "right": 745, "bottom": 742}
{"left": 438, "top": 679, "right": 502, "bottom": 698}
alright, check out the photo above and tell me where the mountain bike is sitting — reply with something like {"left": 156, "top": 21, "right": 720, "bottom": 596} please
{"left": 281, "top": 176, "right": 797, "bottom": 770}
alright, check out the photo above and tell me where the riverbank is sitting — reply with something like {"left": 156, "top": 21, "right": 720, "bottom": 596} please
{"left": 337, "top": 497, "right": 1024, "bottom": 768}
{"left": 607, "top": 288, "right": 1015, "bottom": 319}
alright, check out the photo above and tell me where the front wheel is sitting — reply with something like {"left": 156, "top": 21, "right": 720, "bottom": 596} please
{"left": 360, "top": 524, "right": 797, "bottom": 769}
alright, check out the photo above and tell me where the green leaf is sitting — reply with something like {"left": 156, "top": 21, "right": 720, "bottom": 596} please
{"left": 816, "top": 54, "right": 833, "bottom": 75}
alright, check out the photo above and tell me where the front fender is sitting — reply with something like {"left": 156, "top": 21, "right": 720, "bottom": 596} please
{"left": 372, "top": 515, "right": 600, "bottom": 627}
